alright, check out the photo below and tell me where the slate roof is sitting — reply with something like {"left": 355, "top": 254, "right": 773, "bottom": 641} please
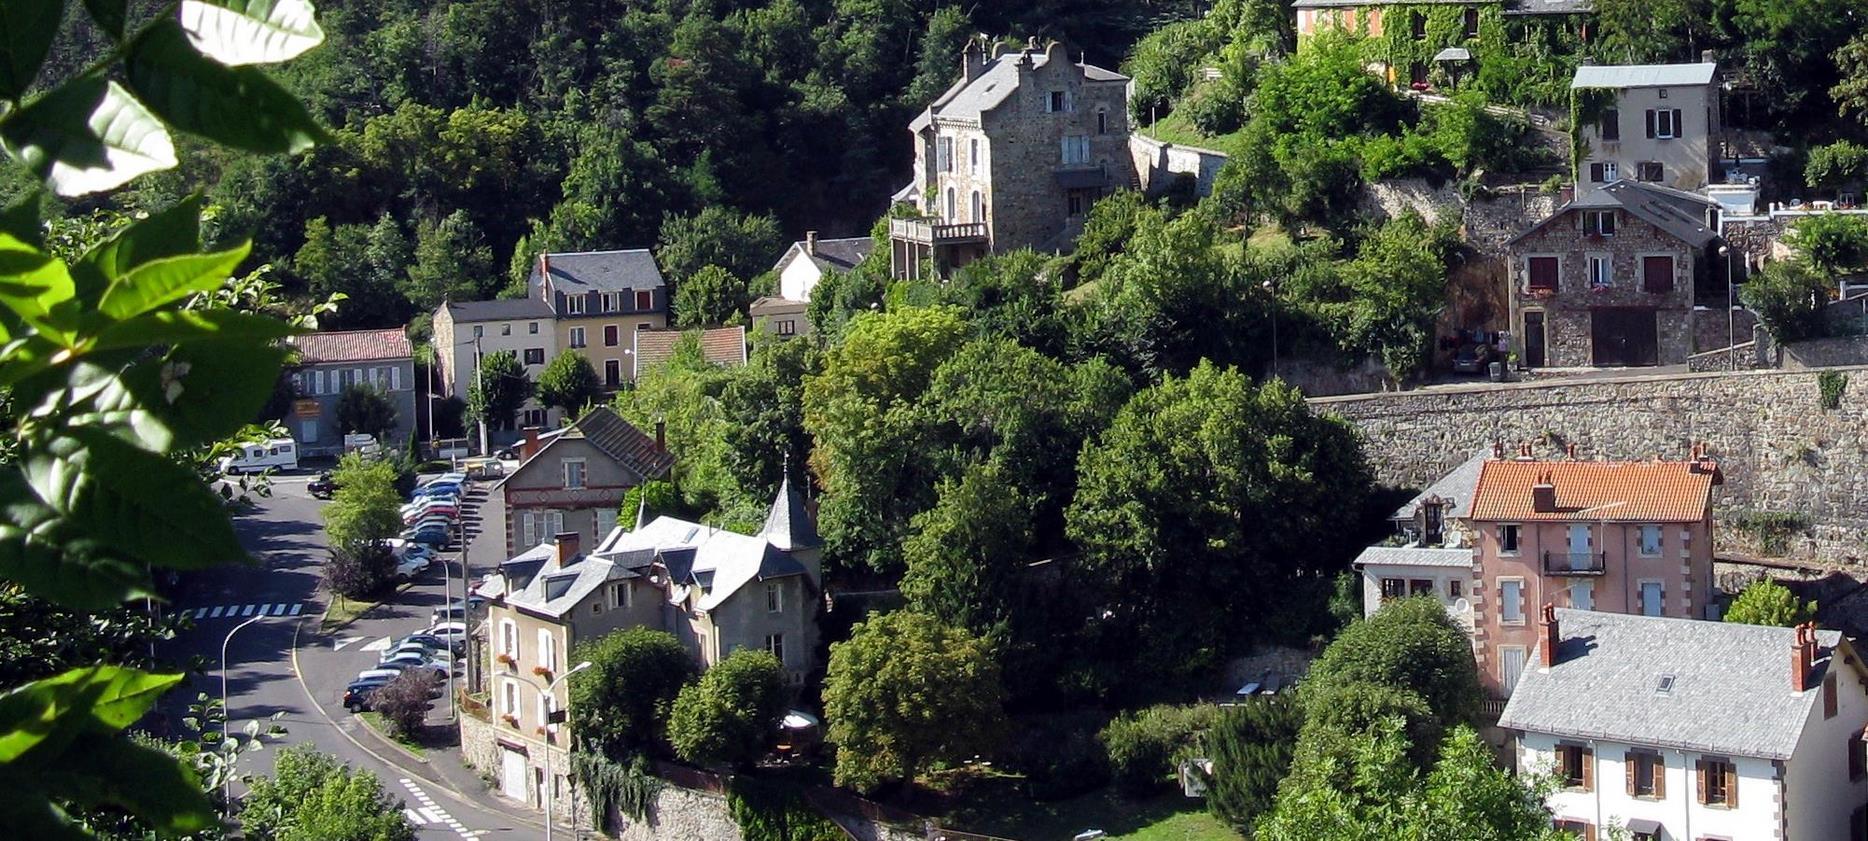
{"left": 495, "top": 541, "right": 645, "bottom": 620}
{"left": 1498, "top": 610, "right": 1845, "bottom": 760}
{"left": 918, "top": 50, "right": 1127, "bottom": 126}
{"left": 594, "top": 514, "right": 810, "bottom": 612}
{"left": 1572, "top": 63, "right": 1718, "bottom": 90}
{"left": 569, "top": 407, "right": 677, "bottom": 480}
{"left": 1470, "top": 459, "right": 1716, "bottom": 522}
{"left": 441, "top": 298, "right": 555, "bottom": 323}
{"left": 631, "top": 326, "right": 748, "bottom": 379}
{"left": 760, "top": 474, "right": 820, "bottom": 552}
{"left": 289, "top": 329, "right": 412, "bottom": 364}
{"left": 1503, "top": 0, "right": 1593, "bottom": 13}
{"left": 1507, "top": 180, "right": 1718, "bottom": 248}
{"left": 1390, "top": 448, "right": 1490, "bottom": 522}
{"left": 531, "top": 249, "right": 666, "bottom": 293}
{"left": 1352, "top": 546, "right": 1474, "bottom": 569}
{"left": 775, "top": 238, "right": 873, "bottom": 277}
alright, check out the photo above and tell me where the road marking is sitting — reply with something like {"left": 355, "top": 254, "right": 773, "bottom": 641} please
{"left": 242, "top": 604, "right": 257, "bottom": 616}
{"left": 209, "top": 606, "right": 224, "bottom": 618}
{"left": 333, "top": 635, "right": 365, "bottom": 651}
{"left": 362, "top": 636, "right": 394, "bottom": 652}
{"left": 290, "top": 603, "right": 304, "bottom": 615}
{"left": 400, "top": 778, "right": 476, "bottom": 839}
{"left": 187, "top": 602, "right": 312, "bottom": 621}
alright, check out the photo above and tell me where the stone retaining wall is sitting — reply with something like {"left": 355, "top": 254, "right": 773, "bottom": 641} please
{"left": 1312, "top": 366, "right": 1868, "bottom": 564}
{"left": 1127, "top": 135, "right": 1227, "bottom": 198}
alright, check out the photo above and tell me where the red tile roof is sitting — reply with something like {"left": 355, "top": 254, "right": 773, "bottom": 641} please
{"left": 1469, "top": 459, "right": 1716, "bottom": 523}
{"left": 289, "top": 329, "right": 412, "bottom": 364}
{"left": 631, "top": 326, "right": 747, "bottom": 378}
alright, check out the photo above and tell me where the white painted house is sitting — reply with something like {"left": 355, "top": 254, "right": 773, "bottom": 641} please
{"left": 1500, "top": 608, "right": 1868, "bottom": 841}
{"left": 748, "top": 233, "right": 873, "bottom": 339}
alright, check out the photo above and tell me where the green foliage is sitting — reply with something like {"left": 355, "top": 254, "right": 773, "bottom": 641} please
{"left": 675, "top": 264, "right": 751, "bottom": 328}
{"left": 1725, "top": 579, "right": 1817, "bottom": 627}
{"left": 1071, "top": 190, "right": 1153, "bottom": 287}
{"left": 1592, "top": 0, "right": 1713, "bottom": 64}
{"left": 1303, "top": 597, "right": 1481, "bottom": 732}
{"left": 404, "top": 210, "right": 495, "bottom": 311}
{"left": 323, "top": 454, "right": 401, "bottom": 597}
{"left": 1728, "top": 0, "right": 1862, "bottom": 129}
{"left": 568, "top": 627, "right": 696, "bottom": 760}
{"left": 465, "top": 349, "right": 533, "bottom": 431}
{"left": 614, "top": 335, "right": 768, "bottom": 527}
{"left": 668, "top": 649, "right": 787, "bottom": 770}
{"left": 900, "top": 460, "right": 1035, "bottom": 636}
{"left": 1205, "top": 695, "right": 1303, "bottom": 832}
{"left": 1369, "top": 4, "right": 1508, "bottom": 94}
{"left": 1805, "top": 141, "right": 1868, "bottom": 189}
{"left": 1789, "top": 213, "right": 1868, "bottom": 272}
{"left": 371, "top": 670, "right": 438, "bottom": 740}
{"left": 1123, "top": 19, "right": 1225, "bottom": 123}
{"left": 0, "top": 582, "right": 181, "bottom": 692}
{"left": 822, "top": 611, "right": 1004, "bottom": 792}
{"left": 1257, "top": 720, "right": 1562, "bottom": 841}
{"left": 1837, "top": 33, "right": 1868, "bottom": 128}
{"left": 1067, "top": 363, "right": 1371, "bottom": 687}
{"left": 1741, "top": 259, "right": 1832, "bottom": 343}
{"left": 534, "top": 351, "right": 603, "bottom": 417}
{"left": 1820, "top": 370, "right": 1849, "bottom": 411}
{"left": 335, "top": 383, "right": 397, "bottom": 439}
{"left": 1001, "top": 714, "right": 1113, "bottom": 801}
{"left": 1098, "top": 703, "right": 1221, "bottom": 796}
{"left": 240, "top": 746, "right": 414, "bottom": 841}
{"left": 1728, "top": 510, "right": 1812, "bottom": 557}
{"left": 1569, "top": 86, "right": 1620, "bottom": 178}
{"left": 656, "top": 207, "right": 785, "bottom": 287}
{"left": 726, "top": 778, "right": 844, "bottom": 841}
{"left": 569, "top": 752, "right": 659, "bottom": 831}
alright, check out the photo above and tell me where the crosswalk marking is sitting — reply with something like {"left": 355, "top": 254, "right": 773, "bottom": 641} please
{"left": 399, "top": 778, "right": 477, "bottom": 839}
{"left": 185, "top": 603, "right": 309, "bottom": 620}
{"left": 209, "top": 606, "right": 224, "bottom": 618}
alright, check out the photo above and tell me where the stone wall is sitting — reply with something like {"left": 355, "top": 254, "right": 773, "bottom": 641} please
{"left": 1783, "top": 336, "right": 1868, "bottom": 369}
{"left": 1311, "top": 366, "right": 1868, "bottom": 564}
{"left": 1127, "top": 134, "right": 1226, "bottom": 198}
{"left": 1691, "top": 305, "right": 1758, "bottom": 354}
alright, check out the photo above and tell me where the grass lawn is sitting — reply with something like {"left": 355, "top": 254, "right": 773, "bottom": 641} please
{"left": 320, "top": 593, "right": 381, "bottom": 632}
{"left": 943, "top": 787, "right": 1243, "bottom": 841}
{"left": 357, "top": 711, "right": 427, "bottom": 757}
{"left": 1138, "top": 111, "right": 1244, "bottom": 152}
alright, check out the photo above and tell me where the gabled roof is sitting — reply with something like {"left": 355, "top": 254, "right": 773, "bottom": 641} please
{"left": 531, "top": 249, "right": 665, "bottom": 293}
{"left": 760, "top": 474, "right": 819, "bottom": 552}
{"left": 631, "top": 326, "right": 748, "bottom": 379}
{"left": 918, "top": 48, "right": 1126, "bottom": 127}
{"left": 1469, "top": 459, "right": 1716, "bottom": 523}
{"left": 774, "top": 237, "right": 873, "bottom": 278}
{"left": 496, "top": 407, "right": 674, "bottom": 492}
{"left": 1390, "top": 448, "right": 1490, "bottom": 522}
{"left": 1506, "top": 180, "right": 1718, "bottom": 248}
{"left": 1499, "top": 610, "right": 1849, "bottom": 760}
{"left": 1572, "top": 62, "right": 1718, "bottom": 90}
{"left": 593, "top": 513, "right": 808, "bottom": 612}
{"left": 289, "top": 329, "right": 412, "bottom": 364}
{"left": 440, "top": 298, "right": 555, "bottom": 323}
{"left": 1352, "top": 546, "right": 1474, "bottom": 569}
{"left": 495, "top": 541, "right": 643, "bottom": 620}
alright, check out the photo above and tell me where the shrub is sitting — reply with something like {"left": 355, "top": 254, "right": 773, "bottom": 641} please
{"left": 1206, "top": 694, "right": 1303, "bottom": 831}
{"left": 1099, "top": 703, "right": 1221, "bottom": 796}
{"left": 1181, "top": 77, "right": 1247, "bottom": 137}
{"left": 1302, "top": 596, "right": 1480, "bottom": 730}
{"left": 1726, "top": 579, "right": 1816, "bottom": 626}
{"left": 1739, "top": 259, "right": 1831, "bottom": 344}
{"left": 373, "top": 669, "right": 440, "bottom": 739}
{"left": 1729, "top": 510, "right": 1812, "bottom": 556}
{"left": 569, "top": 627, "right": 697, "bottom": 759}
{"left": 1789, "top": 213, "right": 1868, "bottom": 272}
{"left": 1806, "top": 140, "right": 1868, "bottom": 189}
{"left": 326, "top": 539, "right": 395, "bottom": 600}
{"left": 668, "top": 649, "right": 787, "bottom": 769}
{"left": 1003, "top": 714, "right": 1112, "bottom": 801}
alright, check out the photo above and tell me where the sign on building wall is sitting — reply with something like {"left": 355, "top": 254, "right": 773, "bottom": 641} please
{"left": 293, "top": 399, "right": 321, "bottom": 418}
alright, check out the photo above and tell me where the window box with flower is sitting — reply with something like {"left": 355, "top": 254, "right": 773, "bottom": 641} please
{"left": 496, "top": 653, "right": 516, "bottom": 669}
{"left": 532, "top": 665, "right": 553, "bottom": 680}
{"left": 501, "top": 714, "right": 520, "bottom": 728}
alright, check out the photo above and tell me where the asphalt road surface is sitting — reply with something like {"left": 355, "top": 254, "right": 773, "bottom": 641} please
{"left": 157, "top": 472, "right": 544, "bottom": 840}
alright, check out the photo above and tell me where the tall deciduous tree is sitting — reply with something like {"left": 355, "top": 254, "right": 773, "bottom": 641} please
{"left": 900, "top": 461, "right": 1033, "bottom": 636}
{"left": 568, "top": 628, "right": 697, "bottom": 760}
{"left": 668, "top": 649, "right": 786, "bottom": 770}
{"left": 466, "top": 349, "right": 534, "bottom": 431}
{"left": 336, "top": 383, "right": 397, "bottom": 439}
{"left": 655, "top": 206, "right": 785, "bottom": 285}
{"left": 1836, "top": 34, "right": 1868, "bottom": 128}
{"left": 535, "top": 351, "right": 604, "bottom": 417}
{"left": 1302, "top": 596, "right": 1482, "bottom": 735}
{"left": 822, "top": 611, "right": 1004, "bottom": 792}
{"left": 405, "top": 209, "right": 495, "bottom": 309}
{"left": 673, "top": 264, "right": 749, "bottom": 327}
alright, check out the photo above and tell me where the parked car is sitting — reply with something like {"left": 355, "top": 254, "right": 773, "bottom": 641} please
{"left": 1451, "top": 343, "right": 1492, "bottom": 375}
{"left": 402, "top": 507, "right": 458, "bottom": 526}
{"left": 393, "top": 555, "right": 430, "bottom": 582}
{"left": 378, "top": 652, "right": 453, "bottom": 677}
{"left": 425, "top": 621, "right": 467, "bottom": 648}
{"left": 343, "top": 676, "right": 392, "bottom": 712}
{"left": 383, "top": 538, "right": 435, "bottom": 561}
{"left": 219, "top": 438, "right": 299, "bottom": 474}
{"left": 429, "top": 598, "right": 483, "bottom": 627}
{"left": 412, "top": 482, "right": 462, "bottom": 499}
{"left": 381, "top": 641, "right": 452, "bottom": 665}
{"left": 355, "top": 667, "right": 402, "bottom": 683}
{"left": 396, "top": 632, "right": 462, "bottom": 656}
{"left": 421, "top": 472, "right": 468, "bottom": 488}
{"left": 494, "top": 446, "right": 520, "bottom": 461}
{"left": 308, "top": 472, "right": 338, "bottom": 499}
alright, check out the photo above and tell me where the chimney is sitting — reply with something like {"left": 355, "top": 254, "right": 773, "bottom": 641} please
{"left": 991, "top": 41, "right": 1008, "bottom": 60}
{"left": 654, "top": 420, "right": 666, "bottom": 452}
{"left": 1791, "top": 623, "right": 1816, "bottom": 692}
{"left": 805, "top": 231, "right": 818, "bottom": 257}
{"left": 1701, "top": 49, "right": 1716, "bottom": 65}
{"left": 1516, "top": 441, "right": 1534, "bottom": 461}
{"left": 555, "top": 532, "right": 581, "bottom": 569}
{"left": 1539, "top": 604, "right": 1560, "bottom": 668}
{"left": 1565, "top": 443, "right": 1577, "bottom": 460}
{"left": 1532, "top": 470, "right": 1558, "bottom": 513}
{"left": 521, "top": 426, "right": 541, "bottom": 460}
{"left": 962, "top": 37, "right": 985, "bottom": 83}
{"left": 538, "top": 253, "right": 552, "bottom": 300}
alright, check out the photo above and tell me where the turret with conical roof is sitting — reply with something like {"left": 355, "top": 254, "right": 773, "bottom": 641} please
{"left": 760, "top": 472, "right": 821, "bottom": 582}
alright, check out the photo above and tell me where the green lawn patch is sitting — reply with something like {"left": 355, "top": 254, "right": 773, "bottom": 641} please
{"left": 942, "top": 787, "right": 1243, "bottom": 841}
{"left": 358, "top": 711, "right": 427, "bottom": 758}
{"left": 320, "top": 593, "right": 382, "bottom": 633}
{"left": 1138, "top": 112, "right": 1243, "bottom": 152}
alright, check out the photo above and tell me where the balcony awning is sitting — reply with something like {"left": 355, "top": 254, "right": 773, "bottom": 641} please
{"left": 1623, "top": 819, "right": 1662, "bottom": 835}
{"left": 1434, "top": 47, "right": 1472, "bottom": 62}
{"left": 1055, "top": 168, "right": 1111, "bottom": 190}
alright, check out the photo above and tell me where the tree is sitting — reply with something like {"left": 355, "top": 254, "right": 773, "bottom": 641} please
{"left": 1066, "top": 363, "right": 1371, "bottom": 685}
{"left": 674, "top": 264, "right": 751, "bottom": 327}
{"left": 535, "top": 351, "right": 604, "bottom": 417}
{"left": 241, "top": 747, "right": 415, "bottom": 841}
{"left": 900, "top": 461, "right": 1034, "bottom": 635}
{"left": 655, "top": 206, "right": 785, "bottom": 285}
{"left": 1725, "top": 579, "right": 1817, "bottom": 627}
{"left": 405, "top": 210, "right": 495, "bottom": 310}
{"left": 0, "top": 583, "right": 181, "bottom": 692}
{"left": 1837, "top": 33, "right": 1868, "bottom": 128}
{"left": 1789, "top": 213, "right": 1868, "bottom": 272}
{"left": 323, "top": 455, "right": 403, "bottom": 598}
{"left": 372, "top": 670, "right": 440, "bottom": 740}
{"left": 336, "top": 383, "right": 398, "bottom": 439}
{"left": 668, "top": 649, "right": 787, "bottom": 769}
{"left": 821, "top": 611, "right": 1005, "bottom": 792}
{"left": 1592, "top": 0, "right": 1712, "bottom": 64}
{"left": 1805, "top": 141, "right": 1868, "bottom": 189}
{"left": 1741, "top": 259, "right": 1831, "bottom": 343}
{"left": 569, "top": 628, "right": 697, "bottom": 759}
{"left": 1302, "top": 597, "right": 1482, "bottom": 733}
{"left": 466, "top": 349, "right": 534, "bottom": 431}
{"left": 1206, "top": 694, "right": 1303, "bottom": 832}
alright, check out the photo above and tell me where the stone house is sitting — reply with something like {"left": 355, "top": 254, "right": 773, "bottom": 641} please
{"left": 432, "top": 298, "right": 559, "bottom": 430}
{"left": 1573, "top": 63, "right": 1719, "bottom": 198}
{"left": 471, "top": 480, "right": 821, "bottom": 809}
{"left": 529, "top": 250, "right": 670, "bottom": 392}
{"left": 490, "top": 406, "right": 674, "bottom": 558}
{"left": 749, "top": 232, "right": 873, "bottom": 339}
{"left": 890, "top": 36, "right": 1132, "bottom": 278}
{"left": 283, "top": 329, "right": 417, "bottom": 455}
{"left": 1501, "top": 610, "right": 1868, "bottom": 841}
{"left": 1469, "top": 451, "right": 1719, "bottom": 699}
{"left": 1506, "top": 180, "right": 1718, "bottom": 368}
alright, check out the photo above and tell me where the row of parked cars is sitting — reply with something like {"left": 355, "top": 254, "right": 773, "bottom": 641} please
{"left": 343, "top": 472, "right": 476, "bottom": 713}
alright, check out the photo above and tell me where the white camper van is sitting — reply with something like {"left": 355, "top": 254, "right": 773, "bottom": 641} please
{"left": 219, "top": 438, "right": 299, "bottom": 474}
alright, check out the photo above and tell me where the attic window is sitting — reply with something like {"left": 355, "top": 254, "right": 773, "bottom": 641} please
{"left": 1655, "top": 673, "right": 1675, "bottom": 694}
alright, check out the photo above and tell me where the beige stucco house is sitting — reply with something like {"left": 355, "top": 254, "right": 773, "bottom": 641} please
{"left": 1573, "top": 63, "right": 1720, "bottom": 198}
{"left": 492, "top": 407, "right": 674, "bottom": 558}
{"left": 529, "top": 250, "right": 670, "bottom": 391}
{"left": 432, "top": 298, "right": 559, "bottom": 430}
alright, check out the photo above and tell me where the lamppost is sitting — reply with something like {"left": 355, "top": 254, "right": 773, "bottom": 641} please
{"left": 220, "top": 613, "right": 271, "bottom": 802}
{"left": 1262, "top": 278, "right": 1281, "bottom": 379}
{"left": 1718, "top": 244, "right": 1736, "bottom": 370}
{"left": 524, "top": 660, "right": 593, "bottom": 841}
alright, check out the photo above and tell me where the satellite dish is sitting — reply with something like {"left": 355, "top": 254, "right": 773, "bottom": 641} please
{"left": 1453, "top": 598, "right": 1473, "bottom": 613}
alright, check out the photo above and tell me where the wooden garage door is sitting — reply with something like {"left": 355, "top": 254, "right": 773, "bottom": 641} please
{"left": 1590, "top": 308, "right": 1659, "bottom": 367}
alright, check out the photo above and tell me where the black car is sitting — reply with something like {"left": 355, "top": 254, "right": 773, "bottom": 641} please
{"left": 342, "top": 677, "right": 392, "bottom": 712}
{"left": 308, "top": 472, "right": 338, "bottom": 499}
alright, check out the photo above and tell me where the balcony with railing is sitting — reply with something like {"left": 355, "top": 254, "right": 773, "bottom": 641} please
{"left": 1542, "top": 550, "right": 1606, "bottom": 576}
{"left": 889, "top": 216, "right": 988, "bottom": 245}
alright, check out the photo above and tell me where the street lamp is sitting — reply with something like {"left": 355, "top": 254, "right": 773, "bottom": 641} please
{"left": 219, "top": 613, "right": 271, "bottom": 802}
{"left": 524, "top": 660, "right": 593, "bottom": 841}
{"left": 1718, "top": 244, "right": 1736, "bottom": 370}
{"left": 1262, "top": 279, "right": 1281, "bottom": 380}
